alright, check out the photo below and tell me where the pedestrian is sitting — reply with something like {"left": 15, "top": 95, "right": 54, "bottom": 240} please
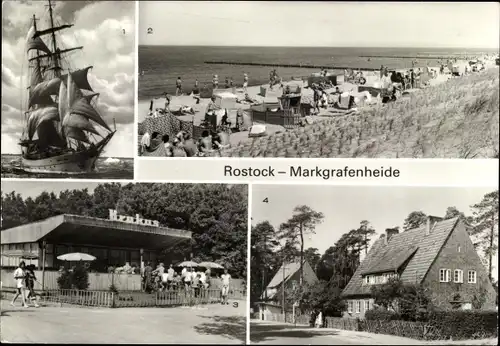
{"left": 176, "top": 77, "right": 182, "bottom": 96}
{"left": 11, "top": 261, "right": 28, "bottom": 308}
{"left": 220, "top": 268, "right": 231, "bottom": 305}
{"left": 25, "top": 264, "right": 40, "bottom": 308}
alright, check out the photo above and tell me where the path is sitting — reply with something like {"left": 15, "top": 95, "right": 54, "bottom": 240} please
{"left": 1, "top": 300, "right": 246, "bottom": 344}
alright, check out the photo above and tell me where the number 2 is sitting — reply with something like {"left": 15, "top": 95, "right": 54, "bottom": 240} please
{"left": 147, "top": 27, "right": 153, "bottom": 34}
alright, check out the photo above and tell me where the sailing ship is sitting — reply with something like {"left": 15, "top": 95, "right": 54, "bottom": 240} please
{"left": 19, "top": 0, "right": 115, "bottom": 174}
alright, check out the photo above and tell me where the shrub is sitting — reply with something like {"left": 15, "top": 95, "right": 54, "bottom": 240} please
{"left": 427, "top": 310, "right": 498, "bottom": 340}
{"left": 72, "top": 265, "right": 89, "bottom": 290}
{"left": 365, "top": 307, "right": 401, "bottom": 321}
{"left": 57, "top": 270, "right": 72, "bottom": 290}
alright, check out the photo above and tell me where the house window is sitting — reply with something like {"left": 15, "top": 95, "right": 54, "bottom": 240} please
{"left": 348, "top": 301, "right": 353, "bottom": 313}
{"left": 439, "top": 269, "right": 451, "bottom": 282}
{"left": 356, "top": 301, "right": 361, "bottom": 313}
{"left": 454, "top": 269, "right": 463, "bottom": 283}
{"left": 468, "top": 270, "right": 477, "bottom": 284}
{"left": 364, "top": 300, "right": 370, "bottom": 311}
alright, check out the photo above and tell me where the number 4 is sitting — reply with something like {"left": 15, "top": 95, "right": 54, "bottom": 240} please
{"left": 262, "top": 198, "right": 269, "bottom": 203}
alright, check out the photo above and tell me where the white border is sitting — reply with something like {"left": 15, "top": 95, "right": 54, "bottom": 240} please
{"left": 246, "top": 183, "right": 252, "bottom": 344}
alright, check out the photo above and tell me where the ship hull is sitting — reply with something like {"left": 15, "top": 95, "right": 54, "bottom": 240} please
{"left": 21, "top": 150, "right": 100, "bottom": 174}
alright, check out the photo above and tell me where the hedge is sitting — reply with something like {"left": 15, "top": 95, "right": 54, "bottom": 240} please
{"left": 427, "top": 310, "right": 498, "bottom": 340}
{"left": 365, "top": 308, "right": 401, "bottom": 321}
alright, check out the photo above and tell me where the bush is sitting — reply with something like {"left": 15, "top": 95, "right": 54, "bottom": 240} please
{"left": 72, "top": 266, "right": 89, "bottom": 290}
{"left": 427, "top": 310, "right": 498, "bottom": 340}
{"left": 365, "top": 307, "right": 401, "bottom": 321}
{"left": 57, "top": 270, "right": 72, "bottom": 289}
{"left": 56, "top": 266, "right": 89, "bottom": 290}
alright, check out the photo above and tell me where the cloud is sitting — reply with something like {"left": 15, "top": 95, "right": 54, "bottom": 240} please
{"left": 1, "top": 1, "right": 135, "bottom": 157}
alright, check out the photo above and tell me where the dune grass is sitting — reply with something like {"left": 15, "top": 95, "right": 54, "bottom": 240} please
{"left": 220, "top": 68, "right": 499, "bottom": 158}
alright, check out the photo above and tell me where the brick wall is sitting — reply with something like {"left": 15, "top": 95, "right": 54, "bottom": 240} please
{"left": 423, "top": 221, "right": 496, "bottom": 310}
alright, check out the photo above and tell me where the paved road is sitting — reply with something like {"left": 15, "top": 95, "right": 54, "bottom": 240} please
{"left": 1, "top": 300, "right": 246, "bottom": 344}
{"left": 250, "top": 320, "right": 423, "bottom": 345}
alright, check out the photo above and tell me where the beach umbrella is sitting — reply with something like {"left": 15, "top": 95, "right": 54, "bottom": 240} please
{"left": 176, "top": 260, "right": 199, "bottom": 268}
{"left": 198, "top": 261, "right": 224, "bottom": 269}
{"left": 57, "top": 252, "right": 96, "bottom": 261}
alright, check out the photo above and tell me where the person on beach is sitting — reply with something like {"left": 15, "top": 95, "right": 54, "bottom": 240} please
{"left": 162, "top": 134, "right": 172, "bottom": 157}
{"left": 176, "top": 77, "right": 183, "bottom": 96}
{"left": 182, "top": 133, "right": 198, "bottom": 157}
{"left": 198, "top": 130, "right": 213, "bottom": 154}
{"left": 193, "top": 79, "right": 200, "bottom": 95}
{"left": 11, "top": 261, "right": 28, "bottom": 308}
{"left": 213, "top": 75, "right": 219, "bottom": 89}
{"left": 220, "top": 268, "right": 231, "bottom": 305}
{"left": 380, "top": 65, "right": 384, "bottom": 79}
{"left": 243, "top": 73, "right": 249, "bottom": 93}
{"left": 229, "top": 77, "right": 234, "bottom": 88}
{"left": 172, "top": 139, "right": 187, "bottom": 157}
{"left": 225, "top": 77, "right": 230, "bottom": 89}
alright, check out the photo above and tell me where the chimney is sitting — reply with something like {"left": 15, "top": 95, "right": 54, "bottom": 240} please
{"left": 385, "top": 228, "right": 399, "bottom": 244}
{"left": 426, "top": 215, "right": 444, "bottom": 235}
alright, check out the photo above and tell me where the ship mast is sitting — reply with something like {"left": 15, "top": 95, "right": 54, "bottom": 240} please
{"left": 47, "top": 0, "right": 61, "bottom": 78}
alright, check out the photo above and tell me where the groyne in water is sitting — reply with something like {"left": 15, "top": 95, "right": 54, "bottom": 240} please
{"left": 359, "top": 55, "right": 471, "bottom": 60}
{"left": 204, "top": 61, "right": 381, "bottom": 71}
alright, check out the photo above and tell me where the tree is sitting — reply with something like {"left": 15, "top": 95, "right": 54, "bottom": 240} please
{"left": 285, "top": 280, "right": 346, "bottom": 317}
{"left": 278, "top": 205, "right": 324, "bottom": 285}
{"left": 403, "top": 211, "right": 427, "bottom": 231}
{"left": 303, "top": 247, "right": 321, "bottom": 272}
{"left": 354, "top": 220, "right": 376, "bottom": 255}
{"left": 470, "top": 190, "right": 499, "bottom": 281}
{"left": 370, "top": 278, "right": 432, "bottom": 321}
{"left": 251, "top": 221, "right": 279, "bottom": 304}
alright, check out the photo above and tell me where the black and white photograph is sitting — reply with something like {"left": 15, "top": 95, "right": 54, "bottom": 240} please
{"left": 138, "top": 1, "right": 499, "bottom": 158}
{"left": 1, "top": 181, "right": 248, "bottom": 344}
{"left": 1, "top": 1, "right": 135, "bottom": 178}
{"left": 250, "top": 185, "right": 498, "bottom": 345}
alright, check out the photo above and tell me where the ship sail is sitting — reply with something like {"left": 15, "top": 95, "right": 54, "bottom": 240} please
{"left": 28, "top": 67, "right": 94, "bottom": 108}
{"left": 26, "top": 26, "right": 51, "bottom": 55}
{"left": 26, "top": 106, "right": 59, "bottom": 139}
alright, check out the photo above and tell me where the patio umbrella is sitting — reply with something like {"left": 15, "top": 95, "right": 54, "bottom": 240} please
{"left": 176, "top": 260, "right": 199, "bottom": 267}
{"left": 198, "top": 261, "right": 224, "bottom": 269}
{"left": 57, "top": 252, "right": 96, "bottom": 261}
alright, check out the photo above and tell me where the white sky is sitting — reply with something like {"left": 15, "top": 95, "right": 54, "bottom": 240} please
{"left": 140, "top": 1, "right": 500, "bottom": 48}
{"left": 252, "top": 185, "right": 498, "bottom": 280}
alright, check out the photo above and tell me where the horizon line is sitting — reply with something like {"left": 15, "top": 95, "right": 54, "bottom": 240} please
{"left": 138, "top": 44, "right": 500, "bottom": 50}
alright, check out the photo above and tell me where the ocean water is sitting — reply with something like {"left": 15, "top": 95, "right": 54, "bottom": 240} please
{"left": 138, "top": 46, "right": 497, "bottom": 99}
{"left": 1, "top": 154, "right": 134, "bottom": 179}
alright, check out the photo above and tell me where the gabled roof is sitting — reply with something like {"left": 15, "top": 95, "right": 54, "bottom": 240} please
{"left": 342, "top": 217, "right": 459, "bottom": 297}
{"left": 262, "top": 259, "right": 319, "bottom": 300}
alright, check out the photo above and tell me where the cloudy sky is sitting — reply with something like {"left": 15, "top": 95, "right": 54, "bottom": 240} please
{"left": 2, "top": 1, "right": 135, "bottom": 158}
{"left": 140, "top": 2, "right": 499, "bottom": 48}
{"left": 252, "top": 185, "right": 498, "bottom": 280}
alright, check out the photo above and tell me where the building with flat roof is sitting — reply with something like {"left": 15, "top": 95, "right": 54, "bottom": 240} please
{"left": 1, "top": 210, "right": 192, "bottom": 273}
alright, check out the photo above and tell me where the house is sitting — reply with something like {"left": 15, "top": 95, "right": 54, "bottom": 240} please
{"left": 341, "top": 216, "right": 496, "bottom": 319}
{"left": 257, "top": 259, "right": 318, "bottom": 321}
